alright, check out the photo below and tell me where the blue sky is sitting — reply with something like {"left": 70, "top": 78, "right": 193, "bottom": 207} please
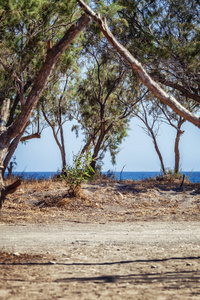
{"left": 14, "top": 116, "right": 200, "bottom": 172}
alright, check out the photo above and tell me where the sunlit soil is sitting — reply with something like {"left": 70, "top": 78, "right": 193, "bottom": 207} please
{"left": 1, "top": 176, "right": 200, "bottom": 224}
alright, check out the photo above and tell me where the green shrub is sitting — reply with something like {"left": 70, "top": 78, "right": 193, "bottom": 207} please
{"left": 62, "top": 152, "right": 94, "bottom": 197}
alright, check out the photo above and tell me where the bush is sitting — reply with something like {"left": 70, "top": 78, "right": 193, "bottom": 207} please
{"left": 62, "top": 152, "right": 94, "bottom": 197}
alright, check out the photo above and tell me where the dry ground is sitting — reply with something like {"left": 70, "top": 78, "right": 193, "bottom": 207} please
{"left": 0, "top": 176, "right": 200, "bottom": 299}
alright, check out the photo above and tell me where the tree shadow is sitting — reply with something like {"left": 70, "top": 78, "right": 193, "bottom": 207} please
{"left": 112, "top": 180, "right": 200, "bottom": 196}
{"left": 1, "top": 255, "right": 200, "bottom": 266}
{"left": 54, "top": 270, "right": 200, "bottom": 286}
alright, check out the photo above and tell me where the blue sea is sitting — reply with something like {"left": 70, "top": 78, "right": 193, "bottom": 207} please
{"left": 7, "top": 171, "right": 200, "bottom": 183}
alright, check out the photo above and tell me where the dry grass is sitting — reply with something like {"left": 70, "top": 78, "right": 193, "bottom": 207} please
{"left": 0, "top": 176, "right": 200, "bottom": 224}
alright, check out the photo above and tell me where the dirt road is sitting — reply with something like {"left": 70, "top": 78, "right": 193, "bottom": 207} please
{"left": 1, "top": 221, "right": 200, "bottom": 253}
{"left": 1, "top": 221, "right": 200, "bottom": 299}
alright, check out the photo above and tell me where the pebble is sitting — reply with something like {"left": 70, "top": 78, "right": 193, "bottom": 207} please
{"left": 151, "top": 265, "right": 156, "bottom": 268}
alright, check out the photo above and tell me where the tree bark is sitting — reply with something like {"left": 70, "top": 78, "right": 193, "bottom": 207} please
{"left": 174, "top": 117, "right": 185, "bottom": 174}
{"left": 77, "top": 0, "right": 200, "bottom": 128}
{"left": 90, "top": 124, "right": 105, "bottom": 170}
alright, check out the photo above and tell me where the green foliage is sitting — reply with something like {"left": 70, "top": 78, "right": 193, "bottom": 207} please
{"left": 62, "top": 152, "right": 95, "bottom": 197}
{"left": 116, "top": 0, "right": 200, "bottom": 96}
{"left": 75, "top": 46, "right": 139, "bottom": 168}
{"left": 0, "top": 0, "right": 79, "bottom": 123}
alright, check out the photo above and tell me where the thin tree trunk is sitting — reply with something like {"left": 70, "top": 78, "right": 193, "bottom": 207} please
{"left": 78, "top": 0, "right": 200, "bottom": 128}
{"left": 42, "top": 107, "right": 67, "bottom": 173}
{"left": 90, "top": 122, "right": 114, "bottom": 170}
{"left": 174, "top": 131, "right": 182, "bottom": 174}
{"left": 174, "top": 117, "right": 185, "bottom": 174}
{"left": 151, "top": 132, "right": 166, "bottom": 175}
{"left": 90, "top": 130, "right": 105, "bottom": 170}
{"left": 59, "top": 124, "right": 67, "bottom": 172}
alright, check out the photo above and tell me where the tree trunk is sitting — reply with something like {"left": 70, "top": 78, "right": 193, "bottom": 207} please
{"left": 80, "top": 137, "right": 92, "bottom": 156}
{"left": 90, "top": 122, "right": 114, "bottom": 171}
{"left": 78, "top": 0, "right": 200, "bottom": 128}
{"left": 8, "top": 14, "right": 90, "bottom": 142}
{"left": 174, "top": 118, "right": 185, "bottom": 174}
{"left": 151, "top": 132, "right": 166, "bottom": 175}
{"left": 59, "top": 124, "right": 67, "bottom": 173}
{"left": 42, "top": 107, "right": 67, "bottom": 173}
{"left": 90, "top": 132, "right": 104, "bottom": 170}
{"left": 0, "top": 14, "right": 90, "bottom": 208}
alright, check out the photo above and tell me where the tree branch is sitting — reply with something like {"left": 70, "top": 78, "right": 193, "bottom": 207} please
{"left": 77, "top": 0, "right": 200, "bottom": 128}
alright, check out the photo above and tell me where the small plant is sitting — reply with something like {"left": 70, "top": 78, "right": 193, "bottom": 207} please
{"left": 62, "top": 152, "right": 95, "bottom": 197}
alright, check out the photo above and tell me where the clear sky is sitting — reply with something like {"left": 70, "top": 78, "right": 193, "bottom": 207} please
{"left": 14, "top": 116, "right": 200, "bottom": 173}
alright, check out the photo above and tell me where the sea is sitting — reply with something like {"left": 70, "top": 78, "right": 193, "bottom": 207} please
{"left": 6, "top": 171, "right": 200, "bottom": 183}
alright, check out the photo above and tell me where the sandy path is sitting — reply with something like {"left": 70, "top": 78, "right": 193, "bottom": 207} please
{"left": 1, "top": 221, "right": 200, "bottom": 299}
{"left": 1, "top": 176, "right": 200, "bottom": 300}
{"left": 1, "top": 221, "right": 200, "bottom": 254}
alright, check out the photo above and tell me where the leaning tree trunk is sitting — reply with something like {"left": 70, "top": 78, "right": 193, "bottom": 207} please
{"left": 151, "top": 131, "right": 166, "bottom": 175}
{"left": 0, "top": 14, "right": 90, "bottom": 209}
{"left": 77, "top": 0, "right": 200, "bottom": 128}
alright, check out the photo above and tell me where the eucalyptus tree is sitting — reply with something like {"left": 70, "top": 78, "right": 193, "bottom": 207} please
{"left": 41, "top": 72, "right": 76, "bottom": 173}
{"left": 136, "top": 98, "right": 186, "bottom": 175}
{"left": 116, "top": 0, "right": 200, "bottom": 104}
{"left": 72, "top": 44, "right": 143, "bottom": 170}
{"left": 78, "top": 0, "right": 200, "bottom": 128}
{"left": 0, "top": 0, "right": 89, "bottom": 208}
{"left": 40, "top": 30, "right": 84, "bottom": 174}
{"left": 135, "top": 99, "right": 167, "bottom": 175}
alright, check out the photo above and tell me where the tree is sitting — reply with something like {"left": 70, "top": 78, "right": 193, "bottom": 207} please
{"left": 72, "top": 46, "right": 142, "bottom": 170}
{"left": 117, "top": 0, "right": 200, "bottom": 105}
{"left": 135, "top": 100, "right": 167, "bottom": 175}
{"left": 135, "top": 98, "right": 187, "bottom": 175}
{"left": 77, "top": 0, "right": 200, "bottom": 128}
{"left": 41, "top": 74, "right": 74, "bottom": 173}
{"left": 0, "top": 1, "right": 89, "bottom": 208}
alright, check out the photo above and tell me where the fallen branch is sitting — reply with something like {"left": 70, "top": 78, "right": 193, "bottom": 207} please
{"left": 0, "top": 179, "right": 22, "bottom": 209}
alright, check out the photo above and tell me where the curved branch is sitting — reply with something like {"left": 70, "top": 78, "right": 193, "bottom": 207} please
{"left": 77, "top": 0, "right": 200, "bottom": 128}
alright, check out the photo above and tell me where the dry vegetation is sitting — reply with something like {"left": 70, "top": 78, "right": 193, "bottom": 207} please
{"left": 1, "top": 175, "right": 200, "bottom": 300}
{"left": 1, "top": 175, "right": 200, "bottom": 224}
